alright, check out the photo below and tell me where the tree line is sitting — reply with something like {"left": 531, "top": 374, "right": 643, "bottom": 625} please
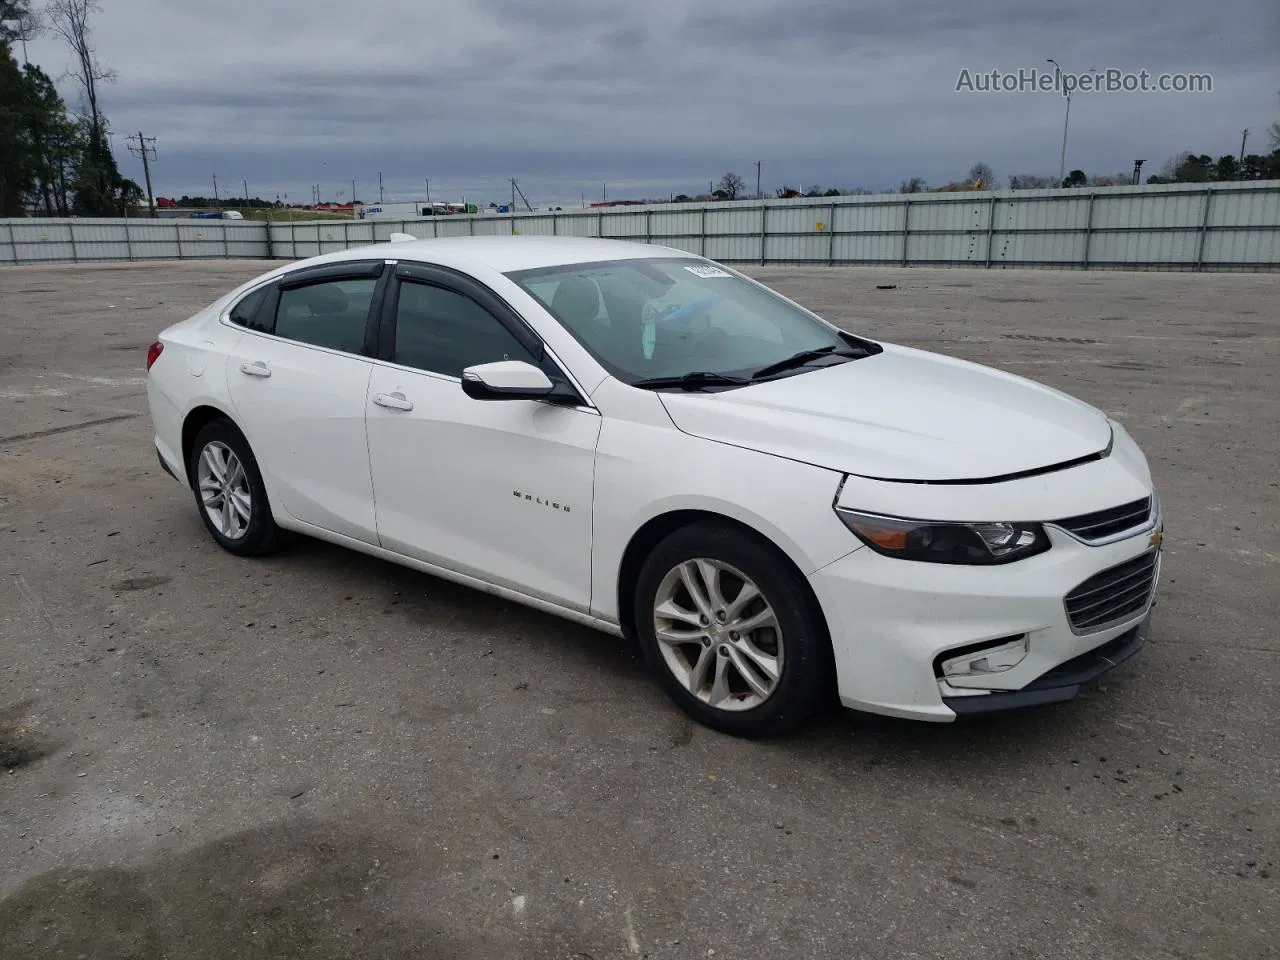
{"left": 1, "top": 0, "right": 139, "bottom": 217}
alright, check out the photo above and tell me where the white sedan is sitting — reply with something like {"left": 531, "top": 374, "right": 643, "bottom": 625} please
{"left": 146, "top": 236, "right": 1162, "bottom": 736}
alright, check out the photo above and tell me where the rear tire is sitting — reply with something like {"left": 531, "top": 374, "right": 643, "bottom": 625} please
{"left": 188, "top": 419, "right": 279, "bottom": 556}
{"left": 634, "top": 522, "right": 829, "bottom": 738}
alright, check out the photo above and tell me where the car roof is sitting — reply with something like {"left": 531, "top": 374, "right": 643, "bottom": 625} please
{"left": 297, "top": 235, "right": 700, "bottom": 275}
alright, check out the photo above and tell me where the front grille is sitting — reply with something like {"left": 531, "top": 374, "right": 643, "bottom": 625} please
{"left": 1054, "top": 496, "right": 1152, "bottom": 542}
{"left": 1064, "top": 550, "right": 1158, "bottom": 633}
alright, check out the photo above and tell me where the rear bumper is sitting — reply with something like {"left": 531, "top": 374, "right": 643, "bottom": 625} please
{"left": 157, "top": 444, "right": 181, "bottom": 483}
{"left": 943, "top": 611, "right": 1148, "bottom": 715}
{"left": 155, "top": 438, "right": 185, "bottom": 485}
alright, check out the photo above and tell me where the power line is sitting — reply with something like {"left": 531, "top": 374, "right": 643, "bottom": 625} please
{"left": 125, "top": 132, "right": 158, "bottom": 217}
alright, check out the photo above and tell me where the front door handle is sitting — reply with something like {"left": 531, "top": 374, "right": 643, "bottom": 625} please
{"left": 373, "top": 392, "right": 414, "bottom": 412}
{"left": 239, "top": 361, "right": 272, "bottom": 378}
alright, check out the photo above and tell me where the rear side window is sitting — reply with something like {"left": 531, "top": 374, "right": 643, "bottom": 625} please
{"left": 228, "top": 287, "right": 269, "bottom": 332}
{"left": 274, "top": 278, "right": 377, "bottom": 354}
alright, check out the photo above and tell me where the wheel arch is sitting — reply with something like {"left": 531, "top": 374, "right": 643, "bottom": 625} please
{"left": 181, "top": 404, "right": 239, "bottom": 486}
{"left": 615, "top": 508, "right": 830, "bottom": 645}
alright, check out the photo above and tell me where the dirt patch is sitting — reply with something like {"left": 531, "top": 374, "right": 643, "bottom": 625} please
{"left": 0, "top": 702, "right": 52, "bottom": 771}
{"left": 0, "top": 820, "right": 481, "bottom": 959}
{"left": 112, "top": 575, "right": 173, "bottom": 592}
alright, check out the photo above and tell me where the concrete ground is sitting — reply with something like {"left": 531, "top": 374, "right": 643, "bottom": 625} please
{"left": 0, "top": 260, "right": 1275, "bottom": 960}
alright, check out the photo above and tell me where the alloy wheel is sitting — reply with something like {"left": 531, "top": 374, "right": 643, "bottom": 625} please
{"left": 196, "top": 441, "right": 252, "bottom": 540}
{"left": 652, "top": 558, "right": 784, "bottom": 712}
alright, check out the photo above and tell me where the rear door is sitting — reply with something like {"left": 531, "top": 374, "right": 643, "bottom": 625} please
{"left": 226, "top": 260, "right": 388, "bottom": 544}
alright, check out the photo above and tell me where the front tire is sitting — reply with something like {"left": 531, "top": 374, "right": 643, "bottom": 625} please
{"left": 189, "top": 419, "right": 279, "bottom": 556}
{"left": 634, "top": 522, "right": 830, "bottom": 737}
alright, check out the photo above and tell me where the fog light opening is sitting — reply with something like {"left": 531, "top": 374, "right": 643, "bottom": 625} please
{"left": 936, "top": 635, "right": 1029, "bottom": 679}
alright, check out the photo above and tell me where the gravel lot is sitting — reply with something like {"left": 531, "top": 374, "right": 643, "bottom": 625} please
{"left": 1, "top": 259, "right": 1276, "bottom": 959}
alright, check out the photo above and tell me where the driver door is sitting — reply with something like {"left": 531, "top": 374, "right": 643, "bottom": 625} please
{"left": 365, "top": 265, "right": 601, "bottom": 612}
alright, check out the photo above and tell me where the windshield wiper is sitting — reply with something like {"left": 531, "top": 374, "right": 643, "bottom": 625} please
{"left": 632, "top": 371, "right": 751, "bottom": 391}
{"left": 750, "top": 344, "right": 863, "bottom": 380}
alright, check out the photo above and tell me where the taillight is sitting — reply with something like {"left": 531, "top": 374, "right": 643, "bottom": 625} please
{"left": 146, "top": 341, "right": 164, "bottom": 372}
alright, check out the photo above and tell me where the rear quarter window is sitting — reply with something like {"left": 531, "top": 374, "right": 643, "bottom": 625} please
{"left": 228, "top": 287, "right": 270, "bottom": 332}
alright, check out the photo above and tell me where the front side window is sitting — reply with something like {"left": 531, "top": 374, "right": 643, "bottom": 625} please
{"left": 274, "top": 278, "right": 377, "bottom": 354}
{"left": 508, "top": 258, "right": 874, "bottom": 386}
{"left": 392, "top": 280, "right": 538, "bottom": 377}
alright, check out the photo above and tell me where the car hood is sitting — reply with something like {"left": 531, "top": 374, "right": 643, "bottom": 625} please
{"left": 657, "top": 343, "right": 1112, "bottom": 482}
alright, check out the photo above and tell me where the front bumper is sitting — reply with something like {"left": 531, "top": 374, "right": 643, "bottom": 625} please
{"left": 942, "top": 611, "right": 1148, "bottom": 715}
{"left": 808, "top": 523, "right": 1161, "bottom": 722}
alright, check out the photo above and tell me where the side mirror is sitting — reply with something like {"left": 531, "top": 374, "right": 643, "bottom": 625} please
{"left": 461, "top": 360, "right": 555, "bottom": 401}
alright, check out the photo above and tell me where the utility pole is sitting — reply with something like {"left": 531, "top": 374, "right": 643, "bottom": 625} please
{"left": 351, "top": 179, "right": 357, "bottom": 206}
{"left": 1239, "top": 129, "right": 1250, "bottom": 175}
{"left": 126, "top": 132, "right": 157, "bottom": 217}
{"left": 243, "top": 178, "right": 249, "bottom": 208}
{"left": 425, "top": 178, "right": 431, "bottom": 205}
{"left": 602, "top": 182, "right": 607, "bottom": 202}
{"left": 755, "top": 160, "right": 762, "bottom": 199}
{"left": 379, "top": 171, "right": 384, "bottom": 203}
{"left": 512, "top": 179, "right": 533, "bottom": 211}
{"left": 1132, "top": 159, "right": 1144, "bottom": 185}
{"left": 212, "top": 173, "right": 219, "bottom": 204}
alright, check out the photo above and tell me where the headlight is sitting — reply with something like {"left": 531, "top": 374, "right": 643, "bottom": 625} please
{"left": 836, "top": 509, "right": 1050, "bottom": 565}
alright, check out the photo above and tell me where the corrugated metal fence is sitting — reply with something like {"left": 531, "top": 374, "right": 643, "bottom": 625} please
{"left": 4, "top": 180, "right": 1278, "bottom": 271}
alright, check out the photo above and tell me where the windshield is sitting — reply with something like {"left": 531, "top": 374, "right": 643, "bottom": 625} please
{"left": 507, "top": 258, "right": 873, "bottom": 386}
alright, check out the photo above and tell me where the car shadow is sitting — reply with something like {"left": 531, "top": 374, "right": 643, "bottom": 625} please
{"left": 0, "top": 818, "right": 517, "bottom": 959}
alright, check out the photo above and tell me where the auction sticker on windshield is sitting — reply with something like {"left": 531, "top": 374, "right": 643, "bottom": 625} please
{"left": 684, "top": 265, "right": 732, "bottom": 278}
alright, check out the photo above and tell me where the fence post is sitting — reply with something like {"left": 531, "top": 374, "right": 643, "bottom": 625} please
{"left": 8, "top": 221, "right": 18, "bottom": 265}
{"left": 700, "top": 206, "right": 708, "bottom": 257}
{"left": 552, "top": 211, "right": 558, "bottom": 236}
{"left": 597, "top": 210, "right": 604, "bottom": 238}
{"left": 175, "top": 221, "right": 183, "bottom": 259}
{"left": 827, "top": 202, "right": 837, "bottom": 266}
{"left": 1081, "top": 192, "right": 1097, "bottom": 270}
{"left": 68, "top": 221, "right": 79, "bottom": 261}
{"left": 645, "top": 209, "right": 652, "bottom": 245}
{"left": 124, "top": 219, "right": 134, "bottom": 261}
{"left": 290, "top": 221, "right": 297, "bottom": 259}
{"left": 900, "top": 199, "right": 910, "bottom": 267}
{"left": 264, "top": 219, "right": 274, "bottom": 260}
{"left": 1195, "top": 187, "right": 1213, "bottom": 271}
{"left": 984, "top": 195, "right": 997, "bottom": 268}
{"left": 469, "top": 215, "right": 475, "bottom": 236}
{"left": 433, "top": 217, "right": 440, "bottom": 239}
{"left": 759, "top": 203, "right": 767, "bottom": 265}
{"left": 343, "top": 220, "right": 350, "bottom": 249}
{"left": 222, "top": 222, "right": 229, "bottom": 258}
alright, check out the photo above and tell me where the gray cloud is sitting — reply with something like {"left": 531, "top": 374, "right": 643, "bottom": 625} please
{"left": 19, "top": 0, "right": 1279, "bottom": 206}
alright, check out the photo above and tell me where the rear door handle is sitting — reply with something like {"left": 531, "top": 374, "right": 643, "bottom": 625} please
{"left": 239, "top": 361, "right": 272, "bottom": 378}
{"left": 373, "top": 392, "right": 414, "bottom": 412}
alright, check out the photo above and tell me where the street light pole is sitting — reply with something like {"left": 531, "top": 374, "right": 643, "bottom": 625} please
{"left": 1046, "top": 59, "right": 1070, "bottom": 186}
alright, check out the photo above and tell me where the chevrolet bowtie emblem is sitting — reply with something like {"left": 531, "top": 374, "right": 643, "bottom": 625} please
{"left": 1150, "top": 526, "right": 1163, "bottom": 549}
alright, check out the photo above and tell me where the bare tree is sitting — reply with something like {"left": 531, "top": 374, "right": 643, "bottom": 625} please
{"left": 899, "top": 176, "right": 927, "bottom": 194}
{"left": 1008, "top": 174, "right": 1056, "bottom": 190}
{"left": 47, "top": 0, "right": 115, "bottom": 136}
{"left": 1159, "top": 151, "right": 1192, "bottom": 182}
{"left": 717, "top": 172, "right": 745, "bottom": 200}
{"left": 1, "top": 0, "right": 43, "bottom": 61}
{"left": 966, "top": 162, "right": 995, "bottom": 189}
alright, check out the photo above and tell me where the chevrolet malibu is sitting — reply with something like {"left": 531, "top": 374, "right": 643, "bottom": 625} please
{"left": 146, "top": 236, "right": 1162, "bottom": 736}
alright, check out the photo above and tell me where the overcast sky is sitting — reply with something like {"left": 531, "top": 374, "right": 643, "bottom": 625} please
{"left": 18, "top": 0, "right": 1280, "bottom": 206}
